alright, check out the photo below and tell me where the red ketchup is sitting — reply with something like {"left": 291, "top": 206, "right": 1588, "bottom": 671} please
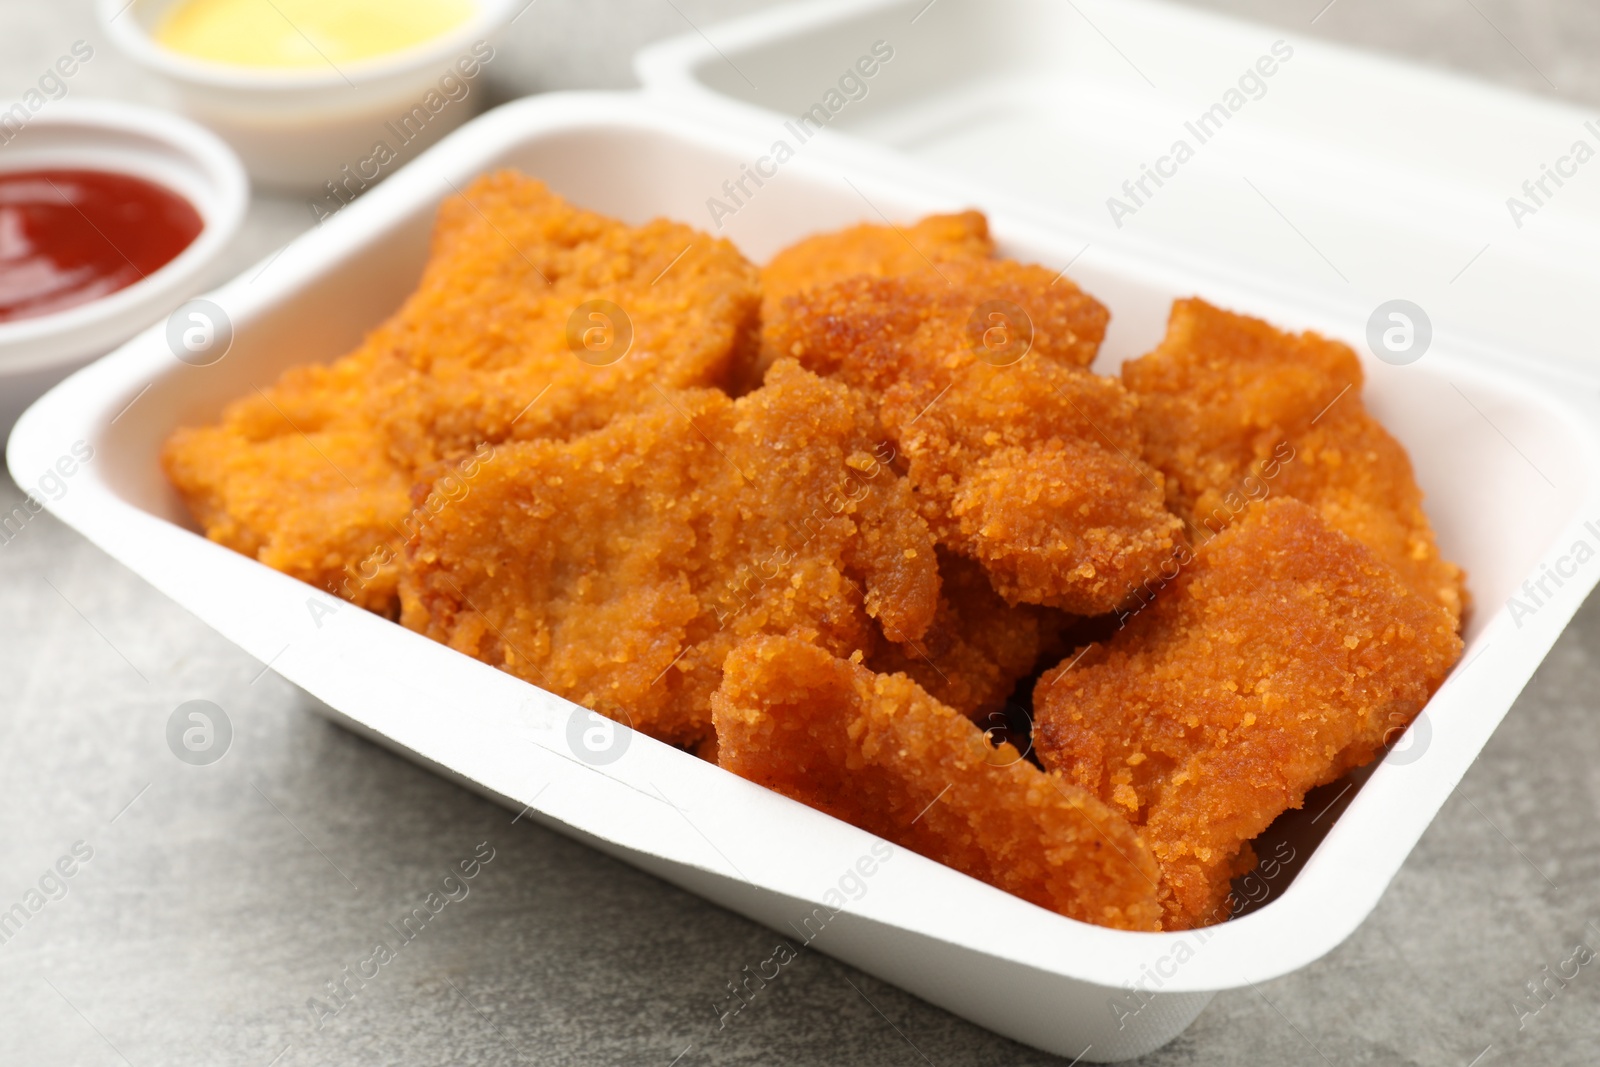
{"left": 0, "top": 168, "right": 203, "bottom": 324}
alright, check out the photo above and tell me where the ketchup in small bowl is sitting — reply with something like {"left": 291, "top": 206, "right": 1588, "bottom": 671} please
{"left": 0, "top": 168, "right": 203, "bottom": 325}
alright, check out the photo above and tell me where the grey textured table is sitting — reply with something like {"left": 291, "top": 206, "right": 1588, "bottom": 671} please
{"left": 4, "top": 1, "right": 1600, "bottom": 1064}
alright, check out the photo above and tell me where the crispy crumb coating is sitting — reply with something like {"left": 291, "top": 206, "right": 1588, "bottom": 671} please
{"left": 159, "top": 356, "right": 415, "bottom": 614}
{"left": 162, "top": 183, "right": 1472, "bottom": 934}
{"left": 714, "top": 636, "right": 1165, "bottom": 931}
{"left": 768, "top": 265, "right": 1182, "bottom": 612}
{"left": 163, "top": 171, "right": 760, "bottom": 614}
{"left": 766, "top": 257, "right": 1108, "bottom": 377}
{"left": 397, "top": 361, "right": 939, "bottom": 747}
{"left": 868, "top": 549, "right": 1061, "bottom": 721}
{"left": 739, "top": 211, "right": 994, "bottom": 393}
{"left": 1123, "top": 298, "right": 1465, "bottom": 623}
{"left": 761, "top": 209, "right": 994, "bottom": 316}
{"left": 1034, "top": 499, "right": 1463, "bottom": 928}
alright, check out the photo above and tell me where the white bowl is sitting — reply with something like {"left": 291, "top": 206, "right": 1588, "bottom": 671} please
{"left": 0, "top": 100, "right": 246, "bottom": 437}
{"left": 99, "top": 0, "right": 519, "bottom": 191}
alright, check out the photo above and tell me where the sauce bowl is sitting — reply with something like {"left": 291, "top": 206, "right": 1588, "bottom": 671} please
{"left": 0, "top": 100, "right": 246, "bottom": 436}
{"left": 99, "top": 0, "right": 520, "bottom": 190}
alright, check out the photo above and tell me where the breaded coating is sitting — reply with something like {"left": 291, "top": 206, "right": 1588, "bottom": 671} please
{"left": 397, "top": 361, "right": 939, "bottom": 748}
{"left": 761, "top": 209, "right": 993, "bottom": 310}
{"left": 159, "top": 353, "right": 414, "bottom": 614}
{"left": 1034, "top": 499, "right": 1463, "bottom": 928}
{"left": 868, "top": 549, "right": 1062, "bottom": 721}
{"left": 163, "top": 171, "right": 760, "bottom": 614}
{"left": 768, "top": 265, "right": 1182, "bottom": 613}
{"left": 162, "top": 182, "right": 1473, "bottom": 936}
{"left": 738, "top": 211, "right": 995, "bottom": 392}
{"left": 766, "top": 257, "right": 1108, "bottom": 377}
{"left": 1123, "top": 297, "right": 1465, "bottom": 622}
{"left": 714, "top": 636, "right": 1164, "bottom": 931}
{"left": 887, "top": 354, "right": 1184, "bottom": 614}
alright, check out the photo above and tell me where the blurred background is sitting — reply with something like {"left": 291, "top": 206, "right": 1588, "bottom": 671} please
{"left": 3, "top": 2, "right": 1599, "bottom": 1065}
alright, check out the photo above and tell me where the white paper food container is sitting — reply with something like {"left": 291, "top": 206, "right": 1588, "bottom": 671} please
{"left": 636, "top": 0, "right": 1600, "bottom": 387}
{"left": 9, "top": 93, "right": 1600, "bottom": 1061}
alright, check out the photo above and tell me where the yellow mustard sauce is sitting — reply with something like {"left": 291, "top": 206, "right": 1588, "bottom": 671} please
{"left": 155, "top": 0, "right": 476, "bottom": 68}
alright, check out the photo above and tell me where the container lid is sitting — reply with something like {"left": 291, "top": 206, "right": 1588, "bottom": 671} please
{"left": 637, "top": 0, "right": 1600, "bottom": 388}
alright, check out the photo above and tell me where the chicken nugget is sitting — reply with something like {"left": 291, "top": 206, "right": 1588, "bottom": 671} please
{"left": 867, "top": 549, "right": 1064, "bottom": 722}
{"left": 1034, "top": 498, "right": 1463, "bottom": 928}
{"left": 163, "top": 171, "right": 760, "bottom": 614}
{"left": 160, "top": 354, "right": 413, "bottom": 614}
{"left": 733, "top": 211, "right": 995, "bottom": 392}
{"left": 767, "top": 257, "right": 1108, "bottom": 380}
{"left": 398, "top": 360, "right": 939, "bottom": 747}
{"left": 761, "top": 209, "right": 993, "bottom": 309}
{"left": 373, "top": 170, "right": 760, "bottom": 457}
{"left": 770, "top": 266, "right": 1181, "bottom": 612}
{"left": 713, "top": 635, "right": 1164, "bottom": 931}
{"left": 1123, "top": 297, "right": 1465, "bottom": 622}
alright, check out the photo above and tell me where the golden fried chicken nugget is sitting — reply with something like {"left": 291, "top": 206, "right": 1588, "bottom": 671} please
{"left": 761, "top": 209, "right": 993, "bottom": 308}
{"left": 868, "top": 549, "right": 1063, "bottom": 721}
{"left": 767, "top": 257, "right": 1107, "bottom": 378}
{"left": 713, "top": 636, "right": 1164, "bottom": 931}
{"left": 398, "top": 361, "right": 939, "bottom": 747}
{"left": 1034, "top": 498, "right": 1463, "bottom": 928}
{"left": 768, "top": 266, "right": 1181, "bottom": 612}
{"left": 161, "top": 356, "right": 413, "bottom": 614}
{"left": 735, "top": 211, "right": 995, "bottom": 392}
{"left": 371, "top": 171, "right": 760, "bottom": 457}
{"left": 1123, "top": 298, "right": 1465, "bottom": 622}
{"left": 163, "top": 171, "right": 760, "bottom": 614}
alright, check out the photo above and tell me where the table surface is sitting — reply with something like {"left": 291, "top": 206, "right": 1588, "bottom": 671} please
{"left": 4, "top": 1, "right": 1600, "bottom": 1064}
